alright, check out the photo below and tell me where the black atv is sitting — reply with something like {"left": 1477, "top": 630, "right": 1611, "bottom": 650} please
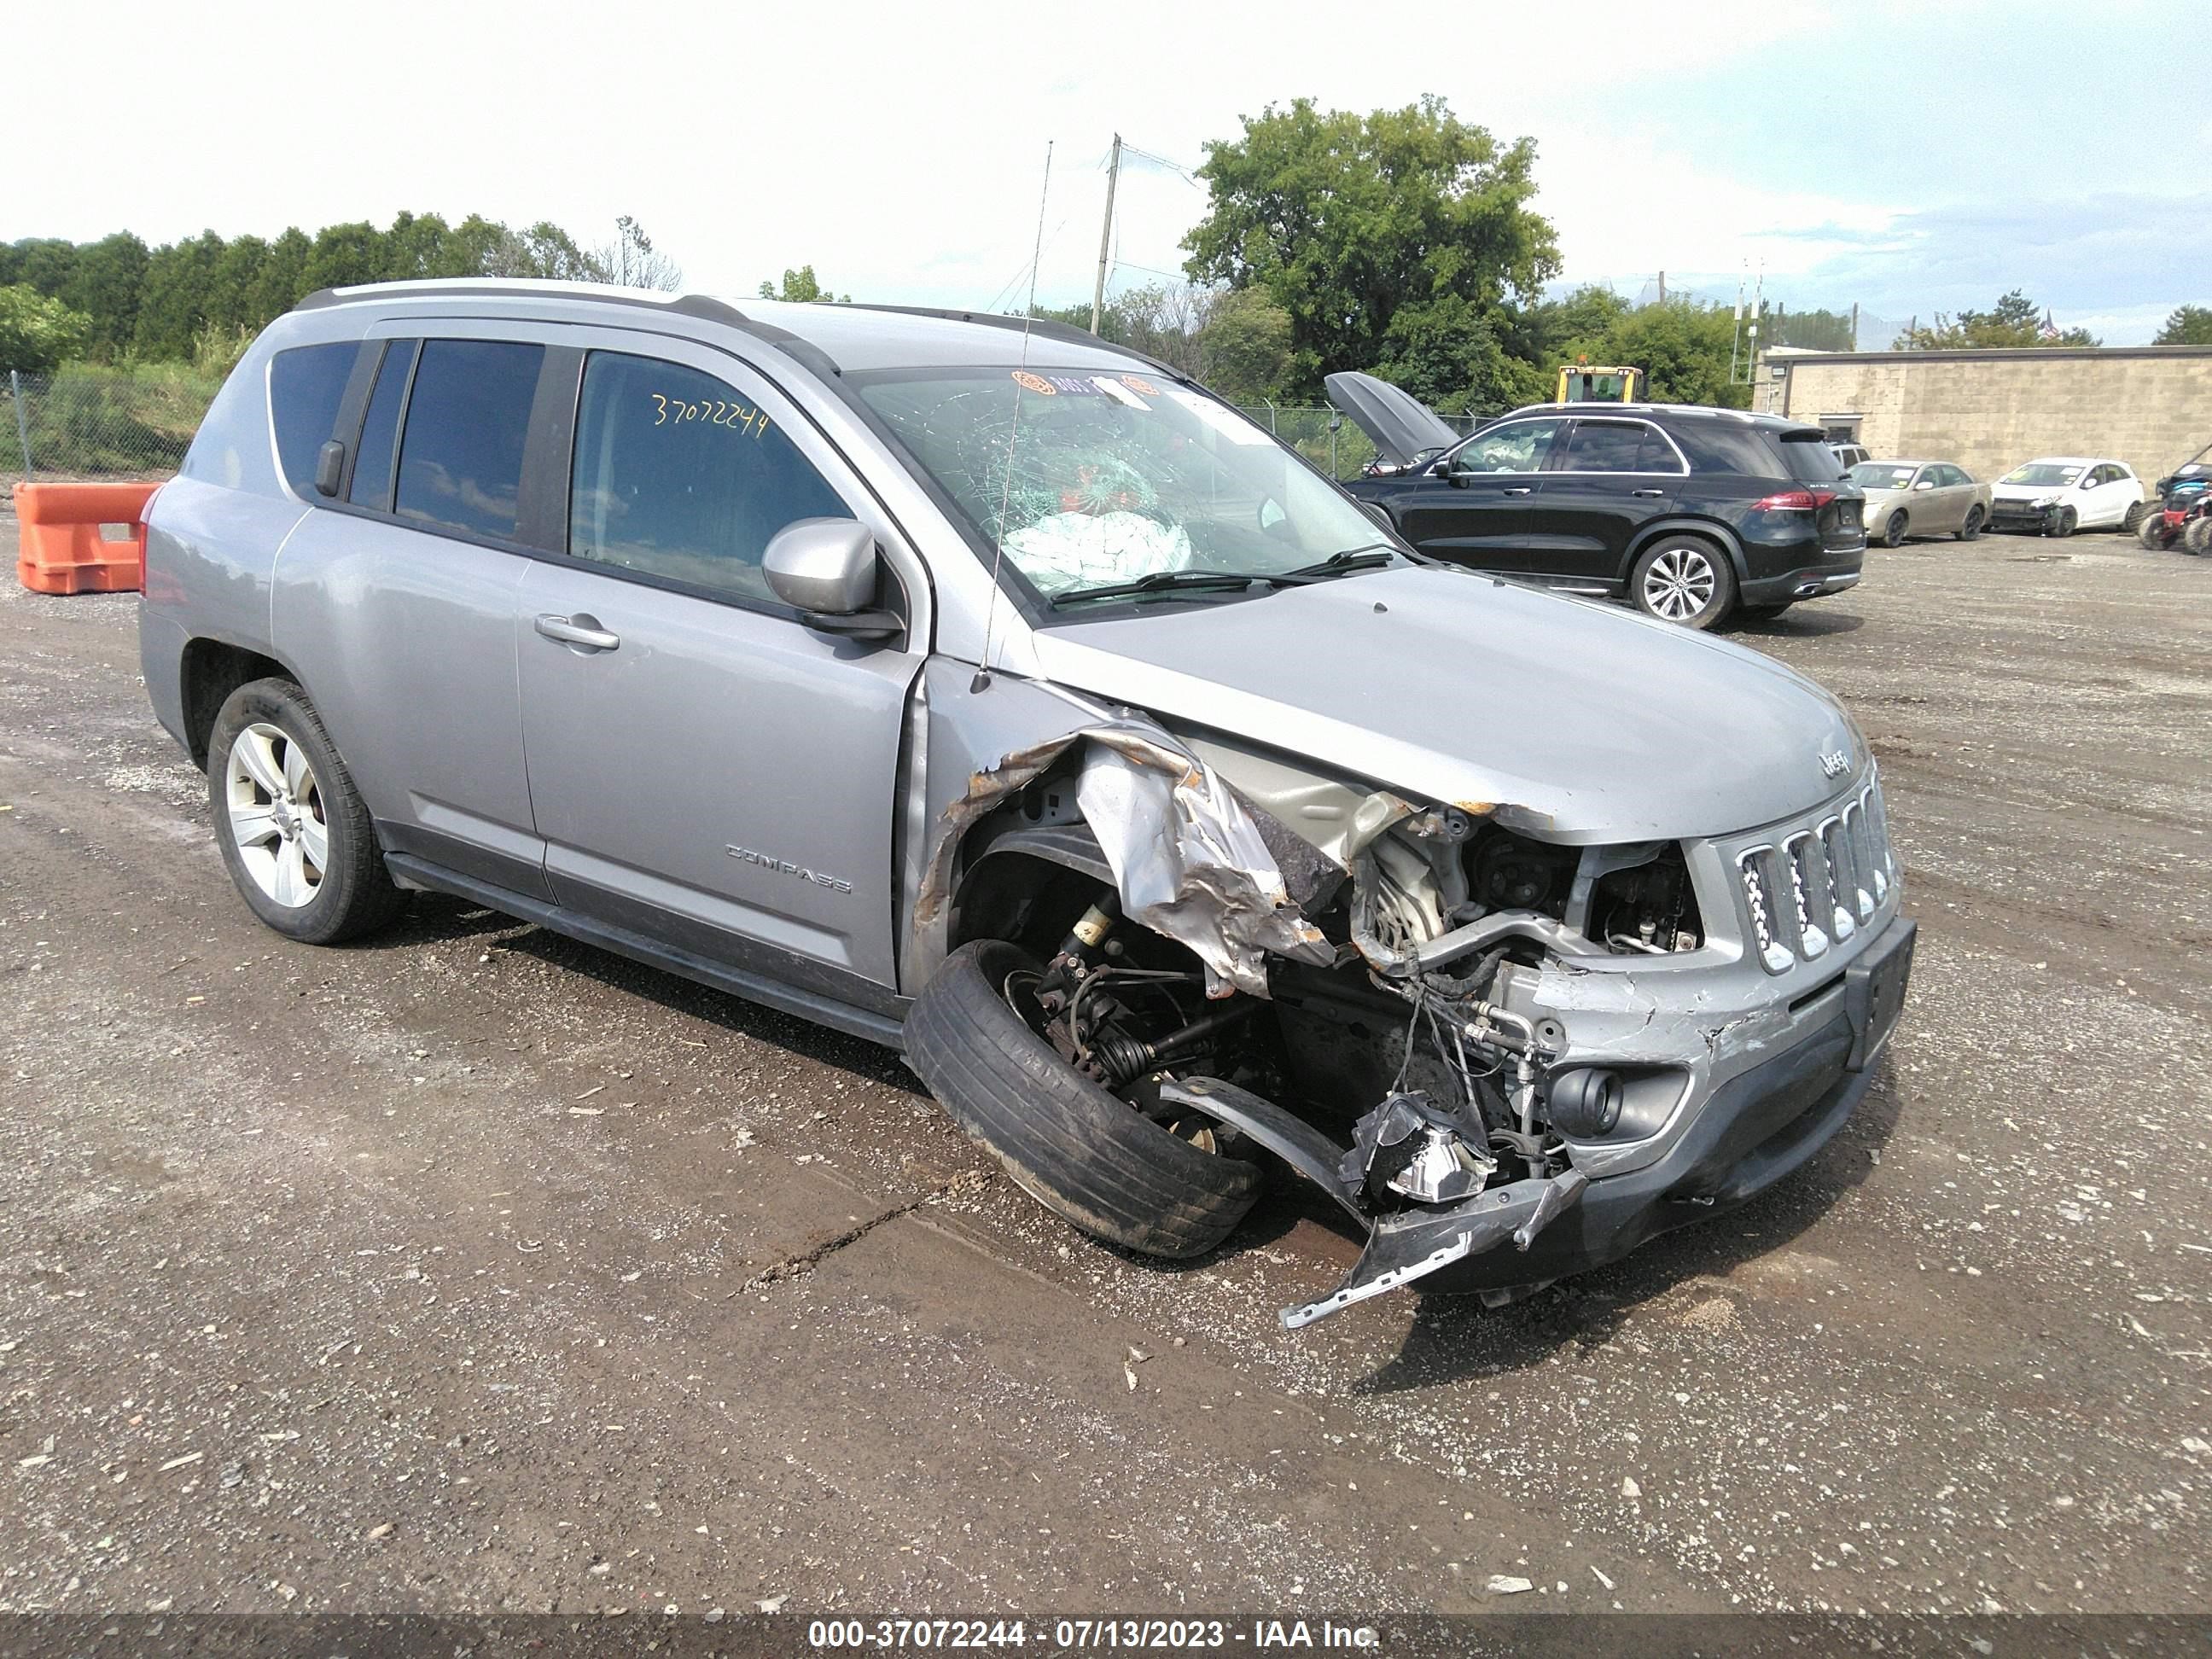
{"left": 2139, "top": 452, "right": 2212, "bottom": 554}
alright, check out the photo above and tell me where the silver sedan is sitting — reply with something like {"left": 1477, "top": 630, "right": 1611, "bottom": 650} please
{"left": 1849, "top": 459, "right": 1996, "bottom": 546}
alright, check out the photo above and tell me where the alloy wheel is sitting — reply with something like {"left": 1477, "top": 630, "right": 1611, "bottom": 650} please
{"left": 1641, "top": 545, "right": 1718, "bottom": 622}
{"left": 224, "top": 721, "right": 327, "bottom": 908}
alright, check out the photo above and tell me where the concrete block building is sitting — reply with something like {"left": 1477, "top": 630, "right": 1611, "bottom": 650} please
{"left": 1752, "top": 346, "right": 2212, "bottom": 484}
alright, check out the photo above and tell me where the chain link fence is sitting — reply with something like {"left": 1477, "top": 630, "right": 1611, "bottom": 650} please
{"left": 3, "top": 367, "right": 221, "bottom": 498}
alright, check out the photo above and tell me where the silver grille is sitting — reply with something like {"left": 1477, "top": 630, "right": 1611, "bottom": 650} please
{"left": 1738, "top": 777, "right": 1897, "bottom": 973}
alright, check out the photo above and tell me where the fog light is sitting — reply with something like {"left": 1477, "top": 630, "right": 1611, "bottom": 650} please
{"left": 1548, "top": 1068, "right": 1623, "bottom": 1138}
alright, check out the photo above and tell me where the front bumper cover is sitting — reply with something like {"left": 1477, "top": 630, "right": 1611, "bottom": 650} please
{"left": 1258, "top": 917, "right": 1916, "bottom": 1326}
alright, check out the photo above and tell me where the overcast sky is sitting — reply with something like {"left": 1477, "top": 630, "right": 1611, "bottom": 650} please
{"left": 17, "top": 0, "right": 2208, "bottom": 343}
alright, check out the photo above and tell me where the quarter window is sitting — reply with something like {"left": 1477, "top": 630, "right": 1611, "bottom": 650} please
{"left": 566, "top": 352, "right": 848, "bottom": 604}
{"left": 267, "top": 342, "right": 358, "bottom": 498}
{"left": 1450, "top": 417, "right": 1563, "bottom": 474}
{"left": 393, "top": 339, "right": 544, "bottom": 541}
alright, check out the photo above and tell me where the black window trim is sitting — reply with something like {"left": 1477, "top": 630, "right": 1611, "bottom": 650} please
{"left": 339, "top": 338, "right": 419, "bottom": 509}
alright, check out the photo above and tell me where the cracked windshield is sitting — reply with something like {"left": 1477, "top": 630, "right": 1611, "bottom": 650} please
{"left": 854, "top": 366, "right": 1394, "bottom": 601}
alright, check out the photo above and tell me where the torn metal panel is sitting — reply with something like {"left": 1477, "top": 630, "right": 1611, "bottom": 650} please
{"left": 1074, "top": 729, "right": 1333, "bottom": 998}
{"left": 1280, "top": 1167, "right": 1590, "bottom": 1329}
{"left": 914, "top": 700, "right": 1333, "bottom": 999}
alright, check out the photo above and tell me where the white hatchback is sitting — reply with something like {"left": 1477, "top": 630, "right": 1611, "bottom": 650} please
{"left": 1988, "top": 457, "right": 2151, "bottom": 537}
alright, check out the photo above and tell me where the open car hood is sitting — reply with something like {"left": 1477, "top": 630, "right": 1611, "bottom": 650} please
{"left": 1323, "top": 372, "right": 1464, "bottom": 469}
{"left": 1030, "top": 566, "right": 1862, "bottom": 845}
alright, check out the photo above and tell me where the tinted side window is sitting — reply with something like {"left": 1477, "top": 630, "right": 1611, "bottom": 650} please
{"left": 267, "top": 342, "right": 358, "bottom": 498}
{"left": 567, "top": 352, "right": 848, "bottom": 604}
{"left": 394, "top": 340, "right": 544, "bottom": 540}
{"left": 1560, "top": 421, "right": 1646, "bottom": 473}
{"left": 348, "top": 341, "right": 416, "bottom": 512}
{"left": 1672, "top": 422, "right": 1783, "bottom": 478}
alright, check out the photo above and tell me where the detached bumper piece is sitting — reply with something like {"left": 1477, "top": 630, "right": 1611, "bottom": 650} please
{"left": 1279, "top": 1170, "right": 1587, "bottom": 1330}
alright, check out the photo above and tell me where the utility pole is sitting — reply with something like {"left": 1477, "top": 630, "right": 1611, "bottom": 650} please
{"left": 1849, "top": 302, "right": 1860, "bottom": 352}
{"left": 1090, "top": 133, "right": 1122, "bottom": 336}
{"left": 1656, "top": 271, "right": 1666, "bottom": 305}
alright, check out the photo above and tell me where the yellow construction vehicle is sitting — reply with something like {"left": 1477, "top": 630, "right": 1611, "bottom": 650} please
{"left": 1554, "top": 361, "right": 1644, "bottom": 404}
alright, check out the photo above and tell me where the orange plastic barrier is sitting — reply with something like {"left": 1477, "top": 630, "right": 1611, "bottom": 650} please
{"left": 14, "top": 480, "right": 159, "bottom": 594}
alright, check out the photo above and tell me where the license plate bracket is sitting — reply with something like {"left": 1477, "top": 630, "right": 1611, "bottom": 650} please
{"left": 1844, "top": 918, "right": 1917, "bottom": 1072}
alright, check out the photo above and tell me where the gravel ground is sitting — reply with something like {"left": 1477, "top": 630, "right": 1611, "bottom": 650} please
{"left": 1, "top": 524, "right": 2207, "bottom": 1619}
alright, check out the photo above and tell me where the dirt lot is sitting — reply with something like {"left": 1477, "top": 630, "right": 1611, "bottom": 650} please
{"left": 1, "top": 524, "right": 2208, "bottom": 1620}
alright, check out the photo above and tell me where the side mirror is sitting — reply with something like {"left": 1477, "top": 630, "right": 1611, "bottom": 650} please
{"left": 1913, "top": 480, "right": 1935, "bottom": 491}
{"left": 763, "top": 518, "right": 899, "bottom": 641}
{"left": 1357, "top": 500, "right": 1394, "bottom": 533}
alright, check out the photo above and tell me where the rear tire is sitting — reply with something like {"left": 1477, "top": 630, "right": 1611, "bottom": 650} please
{"left": 207, "top": 678, "right": 407, "bottom": 945}
{"left": 2185, "top": 516, "right": 2212, "bottom": 556}
{"left": 1629, "top": 537, "right": 1737, "bottom": 629}
{"left": 2139, "top": 512, "right": 2173, "bottom": 551}
{"left": 1956, "top": 506, "right": 1984, "bottom": 541}
{"left": 1883, "top": 511, "right": 1909, "bottom": 548}
{"left": 905, "top": 939, "right": 1261, "bottom": 1259}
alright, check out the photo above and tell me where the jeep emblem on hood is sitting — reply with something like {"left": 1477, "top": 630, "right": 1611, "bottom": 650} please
{"left": 1819, "top": 748, "right": 1851, "bottom": 779}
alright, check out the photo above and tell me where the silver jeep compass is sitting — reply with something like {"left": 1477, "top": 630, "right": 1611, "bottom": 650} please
{"left": 141, "top": 280, "right": 1915, "bottom": 1328}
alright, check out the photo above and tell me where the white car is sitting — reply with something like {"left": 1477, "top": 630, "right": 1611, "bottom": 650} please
{"left": 1988, "top": 457, "right": 2151, "bottom": 538}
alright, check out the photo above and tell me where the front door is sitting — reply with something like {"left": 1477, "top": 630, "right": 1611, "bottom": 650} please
{"left": 1525, "top": 416, "right": 1682, "bottom": 587}
{"left": 1394, "top": 415, "right": 1566, "bottom": 568}
{"left": 515, "top": 339, "right": 926, "bottom": 1003}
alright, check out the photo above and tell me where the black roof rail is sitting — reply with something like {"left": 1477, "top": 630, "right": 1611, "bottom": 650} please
{"left": 843, "top": 303, "right": 1190, "bottom": 383}
{"left": 287, "top": 281, "right": 841, "bottom": 376}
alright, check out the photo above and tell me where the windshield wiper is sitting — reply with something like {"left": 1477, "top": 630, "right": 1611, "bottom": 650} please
{"left": 1047, "top": 570, "right": 1261, "bottom": 608}
{"left": 1260, "top": 546, "right": 1399, "bottom": 586}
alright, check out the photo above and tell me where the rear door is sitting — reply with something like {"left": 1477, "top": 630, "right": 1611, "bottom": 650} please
{"left": 515, "top": 334, "right": 926, "bottom": 1004}
{"left": 270, "top": 329, "right": 555, "bottom": 897}
{"left": 1525, "top": 416, "right": 1684, "bottom": 587}
{"left": 1394, "top": 416, "right": 1565, "bottom": 568}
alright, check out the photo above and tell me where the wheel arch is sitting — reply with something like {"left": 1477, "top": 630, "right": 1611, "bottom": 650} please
{"left": 178, "top": 637, "right": 310, "bottom": 771}
{"left": 1621, "top": 517, "right": 1747, "bottom": 585}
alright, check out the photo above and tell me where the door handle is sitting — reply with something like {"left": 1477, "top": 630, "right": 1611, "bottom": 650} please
{"left": 534, "top": 614, "right": 620, "bottom": 652}
{"left": 1632, "top": 488, "right": 1666, "bottom": 498}
{"left": 1503, "top": 486, "right": 1533, "bottom": 497}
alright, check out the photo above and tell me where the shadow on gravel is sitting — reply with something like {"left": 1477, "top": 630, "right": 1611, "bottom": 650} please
{"left": 1347, "top": 1055, "right": 1909, "bottom": 1395}
{"left": 1729, "top": 605, "right": 1865, "bottom": 640}
{"left": 377, "top": 893, "right": 921, "bottom": 1092}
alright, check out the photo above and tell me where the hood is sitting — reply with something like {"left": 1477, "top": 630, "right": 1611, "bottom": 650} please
{"left": 1324, "top": 372, "right": 1464, "bottom": 469}
{"left": 1027, "top": 567, "right": 1864, "bottom": 846}
{"left": 1991, "top": 481, "right": 2065, "bottom": 502}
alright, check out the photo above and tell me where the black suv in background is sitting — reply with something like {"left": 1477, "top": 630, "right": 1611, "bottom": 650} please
{"left": 1328, "top": 373, "right": 1867, "bottom": 628}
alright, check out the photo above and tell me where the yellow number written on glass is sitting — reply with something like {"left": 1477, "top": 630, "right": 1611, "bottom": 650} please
{"left": 645, "top": 392, "right": 770, "bottom": 438}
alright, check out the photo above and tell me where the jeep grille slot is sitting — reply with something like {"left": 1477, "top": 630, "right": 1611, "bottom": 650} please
{"left": 1739, "top": 777, "right": 1896, "bottom": 974}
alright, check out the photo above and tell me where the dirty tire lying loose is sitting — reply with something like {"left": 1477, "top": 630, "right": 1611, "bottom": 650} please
{"left": 905, "top": 939, "right": 1261, "bottom": 1258}
{"left": 207, "top": 678, "right": 408, "bottom": 945}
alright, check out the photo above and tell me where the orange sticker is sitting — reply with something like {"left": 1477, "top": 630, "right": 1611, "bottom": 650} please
{"left": 1120, "top": 375, "right": 1158, "bottom": 396}
{"left": 1011, "top": 370, "right": 1057, "bottom": 395}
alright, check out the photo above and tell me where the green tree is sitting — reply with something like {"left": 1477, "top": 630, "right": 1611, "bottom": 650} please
{"left": 58, "top": 232, "right": 148, "bottom": 359}
{"left": 2155, "top": 304, "right": 2212, "bottom": 345}
{"left": 1191, "top": 287, "right": 1293, "bottom": 402}
{"left": 759, "top": 265, "right": 848, "bottom": 303}
{"left": 0, "top": 283, "right": 92, "bottom": 372}
{"left": 135, "top": 231, "right": 227, "bottom": 361}
{"left": 1604, "top": 300, "right": 1749, "bottom": 408}
{"left": 251, "top": 228, "right": 314, "bottom": 328}
{"left": 205, "top": 234, "right": 271, "bottom": 333}
{"left": 1183, "top": 96, "right": 1558, "bottom": 397}
{"left": 303, "top": 221, "right": 390, "bottom": 293}
{"left": 10, "top": 239, "right": 79, "bottom": 300}
{"left": 1897, "top": 289, "right": 2098, "bottom": 348}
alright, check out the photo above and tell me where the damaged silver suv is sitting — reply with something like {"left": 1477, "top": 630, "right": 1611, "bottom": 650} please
{"left": 142, "top": 281, "right": 1915, "bottom": 1328}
